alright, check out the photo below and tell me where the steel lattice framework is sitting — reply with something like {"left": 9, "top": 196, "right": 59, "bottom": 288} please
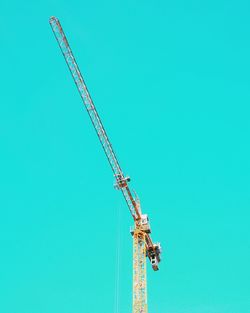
{"left": 49, "top": 16, "right": 139, "bottom": 220}
{"left": 133, "top": 230, "right": 147, "bottom": 313}
{"left": 49, "top": 16, "right": 161, "bottom": 313}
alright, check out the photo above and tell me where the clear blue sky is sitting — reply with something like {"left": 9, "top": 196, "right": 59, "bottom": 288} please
{"left": 0, "top": 1, "right": 250, "bottom": 313}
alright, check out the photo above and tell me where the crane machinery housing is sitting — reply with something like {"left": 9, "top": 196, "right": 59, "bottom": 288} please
{"left": 49, "top": 16, "right": 162, "bottom": 313}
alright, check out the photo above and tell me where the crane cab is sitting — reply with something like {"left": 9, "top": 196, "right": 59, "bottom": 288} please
{"left": 130, "top": 214, "right": 151, "bottom": 235}
{"left": 140, "top": 214, "right": 151, "bottom": 233}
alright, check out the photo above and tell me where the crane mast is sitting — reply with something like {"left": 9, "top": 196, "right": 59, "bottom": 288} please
{"left": 49, "top": 16, "right": 161, "bottom": 313}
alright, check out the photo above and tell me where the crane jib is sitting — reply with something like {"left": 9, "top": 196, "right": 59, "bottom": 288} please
{"left": 49, "top": 16, "right": 140, "bottom": 218}
{"left": 49, "top": 16, "right": 161, "bottom": 272}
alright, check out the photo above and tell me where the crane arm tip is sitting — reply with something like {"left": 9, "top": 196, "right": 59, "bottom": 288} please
{"left": 49, "top": 16, "right": 58, "bottom": 23}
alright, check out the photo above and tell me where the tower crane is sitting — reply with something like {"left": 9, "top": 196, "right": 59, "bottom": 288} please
{"left": 49, "top": 16, "right": 161, "bottom": 313}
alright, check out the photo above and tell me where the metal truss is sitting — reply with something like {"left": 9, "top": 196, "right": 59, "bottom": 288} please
{"left": 49, "top": 18, "right": 161, "bottom": 313}
{"left": 133, "top": 229, "right": 147, "bottom": 313}
{"left": 49, "top": 16, "right": 140, "bottom": 220}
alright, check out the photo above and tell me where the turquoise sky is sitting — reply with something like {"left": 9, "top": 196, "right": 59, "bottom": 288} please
{"left": 0, "top": 1, "right": 250, "bottom": 313}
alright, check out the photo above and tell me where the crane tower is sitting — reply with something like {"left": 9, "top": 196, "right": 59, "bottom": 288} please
{"left": 49, "top": 16, "right": 161, "bottom": 313}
